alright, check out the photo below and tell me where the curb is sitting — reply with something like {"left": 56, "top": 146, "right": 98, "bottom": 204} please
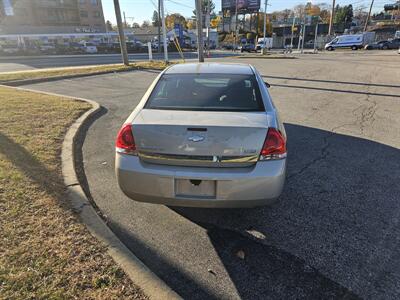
{"left": 2, "top": 85, "right": 182, "bottom": 300}
{"left": 236, "top": 55, "right": 297, "bottom": 59}
{"left": 2, "top": 67, "right": 161, "bottom": 86}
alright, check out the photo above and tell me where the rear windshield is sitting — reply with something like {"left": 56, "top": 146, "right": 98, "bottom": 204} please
{"left": 145, "top": 73, "right": 264, "bottom": 111}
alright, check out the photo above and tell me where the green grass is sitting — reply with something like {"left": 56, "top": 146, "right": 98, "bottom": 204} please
{"left": 0, "top": 86, "right": 147, "bottom": 299}
{"left": 0, "top": 61, "right": 171, "bottom": 83}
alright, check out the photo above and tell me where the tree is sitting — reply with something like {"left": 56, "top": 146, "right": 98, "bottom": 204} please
{"left": 165, "top": 13, "right": 187, "bottom": 30}
{"left": 353, "top": 5, "right": 368, "bottom": 26}
{"left": 152, "top": 10, "right": 160, "bottom": 27}
{"left": 193, "top": 0, "right": 215, "bottom": 18}
{"left": 105, "top": 20, "right": 113, "bottom": 31}
{"left": 293, "top": 4, "right": 306, "bottom": 20}
{"left": 210, "top": 15, "right": 221, "bottom": 28}
{"left": 187, "top": 19, "right": 196, "bottom": 30}
{"left": 132, "top": 22, "right": 140, "bottom": 28}
{"left": 334, "top": 5, "right": 353, "bottom": 24}
{"left": 257, "top": 13, "right": 273, "bottom": 35}
{"left": 141, "top": 20, "right": 150, "bottom": 28}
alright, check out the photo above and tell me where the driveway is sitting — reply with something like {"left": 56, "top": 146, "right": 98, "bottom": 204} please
{"left": 25, "top": 52, "right": 400, "bottom": 299}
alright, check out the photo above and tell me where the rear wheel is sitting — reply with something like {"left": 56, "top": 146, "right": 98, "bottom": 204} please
{"left": 351, "top": 45, "right": 358, "bottom": 50}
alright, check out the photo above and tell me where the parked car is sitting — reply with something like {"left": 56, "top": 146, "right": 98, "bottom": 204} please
{"left": 97, "top": 42, "right": 118, "bottom": 54}
{"left": 81, "top": 42, "right": 98, "bottom": 54}
{"left": 115, "top": 63, "right": 287, "bottom": 208}
{"left": 39, "top": 43, "right": 57, "bottom": 54}
{"left": 240, "top": 43, "right": 256, "bottom": 53}
{"left": 380, "top": 38, "right": 400, "bottom": 50}
{"left": 364, "top": 40, "right": 387, "bottom": 50}
{"left": 0, "top": 44, "right": 20, "bottom": 55}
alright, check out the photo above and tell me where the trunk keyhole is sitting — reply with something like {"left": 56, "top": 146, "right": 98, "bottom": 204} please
{"left": 190, "top": 180, "right": 202, "bottom": 186}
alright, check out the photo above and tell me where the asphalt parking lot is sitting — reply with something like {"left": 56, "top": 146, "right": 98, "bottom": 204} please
{"left": 24, "top": 51, "right": 400, "bottom": 299}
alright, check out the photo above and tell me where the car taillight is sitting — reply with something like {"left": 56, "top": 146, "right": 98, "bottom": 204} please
{"left": 259, "top": 128, "right": 287, "bottom": 161}
{"left": 116, "top": 124, "right": 137, "bottom": 155}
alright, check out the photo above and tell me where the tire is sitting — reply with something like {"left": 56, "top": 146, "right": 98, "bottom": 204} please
{"left": 382, "top": 45, "right": 388, "bottom": 50}
{"left": 351, "top": 45, "right": 358, "bottom": 50}
{"left": 327, "top": 46, "right": 334, "bottom": 51}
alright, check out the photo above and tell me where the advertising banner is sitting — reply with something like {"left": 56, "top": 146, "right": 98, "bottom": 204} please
{"left": 222, "top": 0, "right": 261, "bottom": 11}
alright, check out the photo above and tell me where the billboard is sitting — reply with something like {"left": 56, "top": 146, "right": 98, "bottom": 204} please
{"left": 222, "top": 0, "right": 261, "bottom": 11}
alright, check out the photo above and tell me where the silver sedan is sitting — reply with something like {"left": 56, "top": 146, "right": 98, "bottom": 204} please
{"left": 115, "top": 63, "right": 286, "bottom": 208}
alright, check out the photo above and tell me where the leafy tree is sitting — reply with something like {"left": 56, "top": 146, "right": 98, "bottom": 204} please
{"left": 257, "top": 13, "right": 273, "bottom": 35}
{"left": 132, "top": 22, "right": 140, "bottom": 28}
{"left": 334, "top": 5, "right": 353, "bottom": 24}
{"left": 141, "top": 20, "right": 151, "bottom": 28}
{"left": 152, "top": 10, "right": 160, "bottom": 27}
{"left": 193, "top": 0, "right": 216, "bottom": 18}
{"left": 105, "top": 20, "right": 113, "bottom": 31}
{"left": 166, "top": 13, "right": 187, "bottom": 30}
{"left": 187, "top": 19, "right": 196, "bottom": 30}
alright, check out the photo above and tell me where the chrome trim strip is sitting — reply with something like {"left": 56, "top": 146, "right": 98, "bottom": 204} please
{"left": 138, "top": 152, "right": 259, "bottom": 163}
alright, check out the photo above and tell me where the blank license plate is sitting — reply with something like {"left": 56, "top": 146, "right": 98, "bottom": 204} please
{"left": 175, "top": 179, "right": 216, "bottom": 198}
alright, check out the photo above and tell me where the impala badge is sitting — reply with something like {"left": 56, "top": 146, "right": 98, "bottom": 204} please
{"left": 188, "top": 135, "right": 205, "bottom": 142}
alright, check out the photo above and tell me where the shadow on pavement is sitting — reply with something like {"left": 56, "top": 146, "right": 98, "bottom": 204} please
{"left": 170, "top": 124, "right": 400, "bottom": 299}
{"left": 262, "top": 75, "right": 400, "bottom": 89}
{"left": 270, "top": 83, "right": 400, "bottom": 98}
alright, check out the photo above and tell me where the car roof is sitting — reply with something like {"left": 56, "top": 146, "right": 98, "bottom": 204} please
{"left": 164, "top": 63, "right": 254, "bottom": 75}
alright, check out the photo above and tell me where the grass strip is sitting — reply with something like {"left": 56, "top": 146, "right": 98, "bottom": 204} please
{"left": 0, "top": 86, "right": 147, "bottom": 299}
{"left": 0, "top": 61, "right": 171, "bottom": 83}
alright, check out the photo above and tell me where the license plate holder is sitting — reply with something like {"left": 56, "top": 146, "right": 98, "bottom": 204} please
{"left": 175, "top": 179, "right": 216, "bottom": 199}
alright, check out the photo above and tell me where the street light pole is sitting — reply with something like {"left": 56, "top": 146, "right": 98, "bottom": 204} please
{"left": 158, "top": 0, "right": 161, "bottom": 53}
{"left": 262, "top": 0, "right": 268, "bottom": 54}
{"left": 113, "top": 0, "right": 129, "bottom": 66}
{"left": 160, "top": 0, "right": 168, "bottom": 62}
{"left": 234, "top": 0, "right": 239, "bottom": 51}
{"left": 195, "top": 0, "right": 204, "bottom": 62}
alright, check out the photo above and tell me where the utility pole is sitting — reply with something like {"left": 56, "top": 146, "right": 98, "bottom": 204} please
{"left": 158, "top": 0, "right": 161, "bottom": 53}
{"left": 206, "top": 0, "right": 210, "bottom": 56}
{"left": 301, "top": 22, "right": 306, "bottom": 53}
{"left": 328, "top": 0, "right": 336, "bottom": 36}
{"left": 123, "top": 11, "right": 127, "bottom": 28}
{"left": 160, "top": 0, "right": 168, "bottom": 62}
{"left": 364, "top": 0, "right": 375, "bottom": 32}
{"left": 313, "top": 22, "right": 319, "bottom": 53}
{"left": 234, "top": 0, "right": 239, "bottom": 51}
{"left": 195, "top": 0, "right": 204, "bottom": 62}
{"left": 262, "top": 0, "right": 268, "bottom": 54}
{"left": 290, "top": 13, "right": 295, "bottom": 50}
{"left": 113, "top": 0, "right": 129, "bottom": 66}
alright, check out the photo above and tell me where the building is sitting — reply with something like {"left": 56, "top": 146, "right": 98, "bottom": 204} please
{"left": 0, "top": 0, "right": 105, "bottom": 34}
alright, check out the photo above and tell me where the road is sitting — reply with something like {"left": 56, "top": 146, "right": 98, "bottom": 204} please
{"left": 0, "top": 51, "right": 236, "bottom": 72}
{"left": 25, "top": 52, "right": 400, "bottom": 299}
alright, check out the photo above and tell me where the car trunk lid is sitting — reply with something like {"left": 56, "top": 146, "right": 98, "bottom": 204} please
{"left": 132, "top": 109, "right": 269, "bottom": 167}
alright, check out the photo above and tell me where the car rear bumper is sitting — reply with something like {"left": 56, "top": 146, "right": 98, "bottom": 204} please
{"left": 115, "top": 153, "right": 286, "bottom": 208}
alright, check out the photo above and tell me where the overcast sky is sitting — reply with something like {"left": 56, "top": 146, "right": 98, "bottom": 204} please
{"left": 102, "top": 0, "right": 394, "bottom": 24}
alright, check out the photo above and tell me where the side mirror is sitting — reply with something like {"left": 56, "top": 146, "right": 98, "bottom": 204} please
{"left": 264, "top": 81, "right": 271, "bottom": 88}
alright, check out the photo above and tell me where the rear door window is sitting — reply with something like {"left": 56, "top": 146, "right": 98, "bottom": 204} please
{"left": 145, "top": 73, "right": 264, "bottom": 111}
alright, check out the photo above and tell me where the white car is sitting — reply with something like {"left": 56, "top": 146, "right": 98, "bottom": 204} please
{"left": 82, "top": 43, "right": 98, "bottom": 54}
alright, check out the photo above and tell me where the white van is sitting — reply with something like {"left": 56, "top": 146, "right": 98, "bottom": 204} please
{"left": 256, "top": 37, "right": 273, "bottom": 51}
{"left": 325, "top": 34, "right": 363, "bottom": 51}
